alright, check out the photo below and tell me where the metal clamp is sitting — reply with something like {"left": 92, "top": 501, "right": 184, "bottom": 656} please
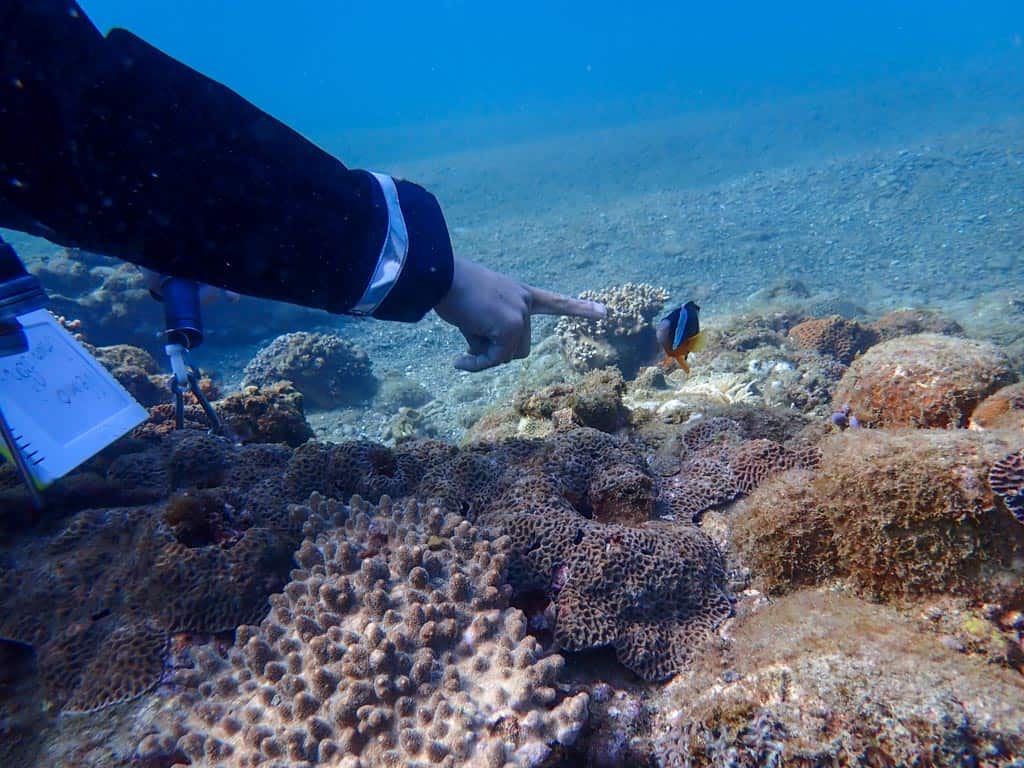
{"left": 166, "top": 343, "right": 223, "bottom": 435}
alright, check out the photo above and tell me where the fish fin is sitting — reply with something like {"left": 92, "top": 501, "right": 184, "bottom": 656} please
{"left": 689, "top": 331, "right": 706, "bottom": 353}
{"left": 672, "top": 313, "right": 689, "bottom": 351}
{"left": 659, "top": 356, "right": 676, "bottom": 371}
{"left": 676, "top": 356, "right": 691, "bottom": 375}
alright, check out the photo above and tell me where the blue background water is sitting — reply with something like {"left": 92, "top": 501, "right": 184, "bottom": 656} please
{"left": 80, "top": 0, "right": 1024, "bottom": 166}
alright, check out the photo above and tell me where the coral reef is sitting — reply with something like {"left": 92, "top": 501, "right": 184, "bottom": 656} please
{"left": 242, "top": 331, "right": 378, "bottom": 409}
{"left": 513, "top": 367, "right": 630, "bottom": 434}
{"left": 733, "top": 429, "right": 1024, "bottom": 601}
{"left": 786, "top": 314, "right": 879, "bottom": 364}
{"left": 136, "top": 381, "right": 312, "bottom": 447}
{"left": 479, "top": 472, "right": 731, "bottom": 680}
{"left": 653, "top": 414, "right": 820, "bottom": 522}
{"left": 146, "top": 493, "right": 589, "bottom": 767}
{"left": 657, "top": 590, "right": 1024, "bottom": 767}
{"left": 832, "top": 333, "right": 1017, "bottom": 428}
{"left": 555, "top": 283, "right": 669, "bottom": 377}
{"left": 89, "top": 343, "right": 170, "bottom": 407}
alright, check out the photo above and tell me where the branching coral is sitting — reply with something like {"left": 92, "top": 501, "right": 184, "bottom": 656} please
{"left": 555, "top": 283, "right": 669, "bottom": 376}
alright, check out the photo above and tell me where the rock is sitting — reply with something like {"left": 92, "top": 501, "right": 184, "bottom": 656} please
{"left": 832, "top": 333, "right": 1017, "bottom": 428}
{"left": 657, "top": 590, "right": 1024, "bottom": 767}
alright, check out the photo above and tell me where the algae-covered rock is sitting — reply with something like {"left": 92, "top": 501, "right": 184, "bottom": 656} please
{"left": 832, "top": 333, "right": 1016, "bottom": 428}
{"left": 657, "top": 590, "right": 1024, "bottom": 767}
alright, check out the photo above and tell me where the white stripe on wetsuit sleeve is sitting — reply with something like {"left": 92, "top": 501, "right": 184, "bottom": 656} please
{"left": 351, "top": 172, "right": 409, "bottom": 315}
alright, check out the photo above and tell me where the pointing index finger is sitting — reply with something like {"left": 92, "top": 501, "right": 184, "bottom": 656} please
{"left": 528, "top": 286, "right": 608, "bottom": 319}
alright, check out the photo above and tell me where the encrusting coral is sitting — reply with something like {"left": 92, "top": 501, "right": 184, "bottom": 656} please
{"left": 653, "top": 415, "right": 820, "bottom": 522}
{"left": 733, "top": 428, "right": 1024, "bottom": 601}
{"left": 0, "top": 491, "right": 297, "bottom": 713}
{"left": 786, "top": 314, "right": 879, "bottom": 365}
{"left": 145, "top": 493, "right": 589, "bottom": 768}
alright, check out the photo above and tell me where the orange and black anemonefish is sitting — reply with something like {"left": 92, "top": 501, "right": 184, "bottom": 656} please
{"left": 656, "top": 300, "right": 706, "bottom": 374}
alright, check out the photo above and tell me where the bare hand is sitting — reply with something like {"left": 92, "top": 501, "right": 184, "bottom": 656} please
{"left": 434, "top": 257, "right": 606, "bottom": 372}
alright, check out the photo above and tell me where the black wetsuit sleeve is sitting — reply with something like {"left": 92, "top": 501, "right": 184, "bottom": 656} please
{"left": 0, "top": 0, "right": 453, "bottom": 322}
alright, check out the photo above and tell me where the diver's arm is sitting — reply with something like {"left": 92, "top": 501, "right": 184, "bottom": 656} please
{"left": 0, "top": 0, "right": 452, "bottom": 321}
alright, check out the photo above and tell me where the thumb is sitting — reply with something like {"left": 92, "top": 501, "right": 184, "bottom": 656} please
{"left": 453, "top": 341, "right": 514, "bottom": 372}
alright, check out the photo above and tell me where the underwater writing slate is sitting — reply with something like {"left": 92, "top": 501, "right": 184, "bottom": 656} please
{"left": 0, "top": 309, "right": 148, "bottom": 487}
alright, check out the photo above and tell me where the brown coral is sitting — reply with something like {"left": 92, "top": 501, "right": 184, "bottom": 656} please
{"left": 787, "top": 315, "right": 879, "bottom": 365}
{"left": 552, "top": 521, "right": 732, "bottom": 681}
{"left": 89, "top": 343, "right": 169, "bottom": 407}
{"left": 146, "top": 494, "right": 589, "bottom": 767}
{"left": 734, "top": 429, "right": 1024, "bottom": 602}
{"left": 242, "top": 331, "right": 378, "bottom": 409}
{"left": 0, "top": 429, "right": 315, "bottom": 713}
{"left": 658, "top": 590, "right": 1024, "bottom": 767}
{"left": 514, "top": 367, "right": 629, "bottom": 433}
{"left": 0, "top": 497, "right": 297, "bottom": 712}
{"left": 658, "top": 417, "right": 820, "bottom": 521}
{"left": 135, "top": 381, "right": 312, "bottom": 446}
{"left": 481, "top": 487, "right": 731, "bottom": 681}
{"left": 832, "top": 333, "right": 1017, "bottom": 428}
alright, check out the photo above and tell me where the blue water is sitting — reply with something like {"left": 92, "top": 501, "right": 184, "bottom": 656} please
{"left": 81, "top": 0, "right": 1024, "bottom": 165}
